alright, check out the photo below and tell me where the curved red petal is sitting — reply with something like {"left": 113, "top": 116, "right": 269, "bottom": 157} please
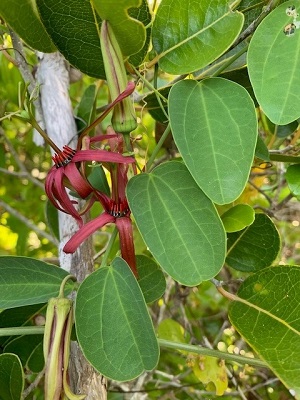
{"left": 63, "top": 212, "right": 115, "bottom": 253}
{"left": 64, "top": 163, "right": 92, "bottom": 199}
{"left": 73, "top": 150, "right": 135, "bottom": 164}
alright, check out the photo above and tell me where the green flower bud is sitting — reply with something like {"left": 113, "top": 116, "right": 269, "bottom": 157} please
{"left": 100, "top": 20, "right": 137, "bottom": 134}
{"left": 43, "top": 297, "right": 85, "bottom": 400}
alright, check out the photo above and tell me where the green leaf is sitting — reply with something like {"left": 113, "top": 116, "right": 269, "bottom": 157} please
{"left": 27, "top": 341, "right": 44, "bottom": 373}
{"left": 286, "top": 164, "right": 300, "bottom": 196}
{"left": 36, "top": 0, "right": 105, "bottom": 78}
{"left": 221, "top": 204, "right": 255, "bottom": 233}
{"left": 128, "top": 0, "right": 152, "bottom": 66}
{"left": 91, "top": 0, "right": 146, "bottom": 57}
{"left": 45, "top": 200, "right": 59, "bottom": 240}
{"left": 152, "top": 0, "right": 244, "bottom": 74}
{"left": 0, "top": 304, "right": 45, "bottom": 348}
{"left": 229, "top": 266, "right": 300, "bottom": 397}
{"left": 4, "top": 335, "right": 43, "bottom": 370}
{"left": 255, "top": 135, "right": 270, "bottom": 162}
{"left": 157, "top": 319, "right": 189, "bottom": 344}
{"left": 126, "top": 162, "right": 226, "bottom": 286}
{"left": 136, "top": 255, "right": 166, "bottom": 303}
{"left": 0, "top": 353, "right": 24, "bottom": 400}
{"left": 76, "top": 84, "right": 98, "bottom": 132}
{"left": 226, "top": 213, "right": 281, "bottom": 272}
{"left": 169, "top": 79, "right": 258, "bottom": 204}
{"left": 0, "top": 256, "right": 74, "bottom": 309}
{"left": 87, "top": 166, "right": 110, "bottom": 197}
{"left": 0, "top": 0, "right": 55, "bottom": 52}
{"left": 247, "top": 0, "right": 300, "bottom": 124}
{"left": 75, "top": 257, "right": 159, "bottom": 381}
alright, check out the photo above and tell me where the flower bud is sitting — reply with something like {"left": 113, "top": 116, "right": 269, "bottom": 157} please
{"left": 43, "top": 297, "right": 85, "bottom": 400}
{"left": 100, "top": 20, "right": 137, "bottom": 134}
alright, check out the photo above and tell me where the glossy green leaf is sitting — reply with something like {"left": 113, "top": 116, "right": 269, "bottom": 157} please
{"left": 286, "top": 164, "right": 300, "bottom": 196}
{"left": 0, "top": 256, "right": 74, "bottom": 309}
{"left": 0, "top": 0, "right": 55, "bottom": 52}
{"left": 75, "top": 257, "right": 159, "bottom": 381}
{"left": 36, "top": 0, "right": 105, "bottom": 78}
{"left": 229, "top": 266, "right": 300, "bottom": 397}
{"left": 4, "top": 335, "right": 43, "bottom": 370}
{"left": 92, "top": 0, "right": 146, "bottom": 57}
{"left": 0, "top": 353, "right": 24, "bottom": 400}
{"left": 221, "top": 204, "right": 255, "bottom": 233}
{"left": 169, "top": 79, "right": 258, "bottom": 204}
{"left": 136, "top": 255, "right": 166, "bottom": 303}
{"left": 152, "top": 0, "right": 244, "bottom": 74}
{"left": 248, "top": 0, "right": 300, "bottom": 124}
{"left": 226, "top": 213, "right": 281, "bottom": 272}
{"left": 0, "top": 304, "right": 45, "bottom": 348}
{"left": 127, "top": 162, "right": 226, "bottom": 286}
{"left": 27, "top": 341, "right": 44, "bottom": 373}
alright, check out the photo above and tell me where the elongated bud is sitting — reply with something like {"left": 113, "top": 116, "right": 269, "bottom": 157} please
{"left": 44, "top": 298, "right": 85, "bottom": 400}
{"left": 100, "top": 20, "right": 137, "bottom": 134}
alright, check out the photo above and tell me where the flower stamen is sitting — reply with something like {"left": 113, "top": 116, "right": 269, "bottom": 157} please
{"left": 53, "top": 146, "right": 76, "bottom": 168}
{"left": 108, "top": 199, "right": 130, "bottom": 218}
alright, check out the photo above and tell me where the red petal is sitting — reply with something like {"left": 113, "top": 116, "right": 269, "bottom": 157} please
{"left": 63, "top": 212, "right": 115, "bottom": 253}
{"left": 73, "top": 149, "right": 135, "bottom": 164}
{"left": 64, "top": 163, "right": 92, "bottom": 199}
{"left": 116, "top": 217, "right": 137, "bottom": 277}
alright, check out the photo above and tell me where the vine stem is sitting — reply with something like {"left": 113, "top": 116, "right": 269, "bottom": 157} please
{"left": 145, "top": 123, "right": 171, "bottom": 171}
{"left": 0, "top": 326, "right": 267, "bottom": 368}
{"left": 158, "top": 339, "right": 267, "bottom": 368}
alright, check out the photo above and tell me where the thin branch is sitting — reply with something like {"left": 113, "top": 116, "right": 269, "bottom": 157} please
{"left": 0, "top": 199, "right": 59, "bottom": 245}
{"left": 158, "top": 339, "right": 267, "bottom": 368}
{"left": 1, "top": 127, "right": 44, "bottom": 189}
{"left": 22, "top": 366, "right": 46, "bottom": 399}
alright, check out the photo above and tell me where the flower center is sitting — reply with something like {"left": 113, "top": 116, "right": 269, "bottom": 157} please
{"left": 52, "top": 146, "right": 76, "bottom": 168}
{"left": 108, "top": 199, "right": 130, "bottom": 218}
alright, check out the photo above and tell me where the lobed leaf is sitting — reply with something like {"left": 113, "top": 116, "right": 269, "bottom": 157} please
{"left": 91, "top": 0, "right": 146, "bottom": 57}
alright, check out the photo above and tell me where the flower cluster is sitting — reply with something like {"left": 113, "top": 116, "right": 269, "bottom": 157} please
{"left": 45, "top": 84, "right": 138, "bottom": 276}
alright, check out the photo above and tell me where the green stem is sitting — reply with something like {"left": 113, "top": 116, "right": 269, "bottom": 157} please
{"left": 0, "top": 326, "right": 44, "bottom": 336}
{"left": 269, "top": 154, "right": 300, "bottom": 163}
{"left": 100, "top": 226, "right": 118, "bottom": 268}
{"left": 145, "top": 123, "right": 171, "bottom": 171}
{"left": 158, "top": 339, "right": 267, "bottom": 368}
{"left": 58, "top": 274, "right": 77, "bottom": 298}
{"left": 132, "top": 65, "right": 168, "bottom": 105}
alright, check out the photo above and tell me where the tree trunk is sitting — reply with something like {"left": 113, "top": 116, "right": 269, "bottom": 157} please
{"left": 35, "top": 52, "right": 107, "bottom": 399}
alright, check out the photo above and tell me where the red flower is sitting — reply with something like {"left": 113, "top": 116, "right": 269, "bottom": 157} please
{"left": 45, "top": 145, "right": 134, "bottom": 226}
{"left": 44, "top": 83, "right": 138, "bottom": 275}
{"left": 63, "top": 132, "right": 138, "bottom": 276}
